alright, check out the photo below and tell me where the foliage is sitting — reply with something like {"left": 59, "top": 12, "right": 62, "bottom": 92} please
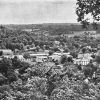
{"left": 23, "top": 53, "right": 30, "bottom": 59}
{"left": 70, "top": 51, "right": 78, "bottom": 58}
{"left": 0, "top": 51, "right": 3, "bottom": 56}
{"left": 60, "top": 55, "right": 67, "bottom": 64}
{"left": 76, "top": 0, "right": 100, "bottom": 29}
{"left": 49, "top": 50, "right": 54, "bottom": 56}
{"left": 82, "top": 47, "right": 86, "bottom": 54}
{"left": 0, "top": 56, "right": 100, "bottom": 100}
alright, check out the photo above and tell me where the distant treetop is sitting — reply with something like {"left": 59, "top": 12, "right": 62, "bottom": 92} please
{"left": 76, "top": 0, "right": 100, "bottom": 29}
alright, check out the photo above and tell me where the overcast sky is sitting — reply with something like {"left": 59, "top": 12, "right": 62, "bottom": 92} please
{"left": 0, "top": 0, "right": 78, "bottom": 24}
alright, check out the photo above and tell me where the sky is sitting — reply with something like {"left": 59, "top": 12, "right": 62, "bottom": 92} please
{"left": 0, "top": 0, "right": 78, "bottom": 24}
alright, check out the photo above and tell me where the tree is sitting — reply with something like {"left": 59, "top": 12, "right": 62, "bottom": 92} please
{"left": 49, "top": 50, "right": 53, "bottom": 56}
{"left": 60, "top": 55, "right": 67, "bottom": 64}
{"left": 70, "top": 51, "right": 78, "bottom": 58}
{"left": 23, "top": 53, "right": 30, "bottom": 59}
{"left": 12, "top": 56, "right": 22, "bottom": 69}
{"left": 91, "top": 54, "right": 95, "bottom": 59}
{"left": 76, "top": 0, "right": 100, "bottom": 29}
{"left": 52, "top": 47, "right": 60, "bottom": 52}
{"left": 83, "top": 66, "right": 93, "bottom": 78}
{"left": 0, "top": 73, "right": 7, "bottom": 85}
{"left": 82, "top": 47, "right": 86, "bottom": 55}
{"left": 7, "top": 69, "right": 18, "bottom": 83}
{"left": 63, "top": 47, "right": 69, "bottom": 53}
{"left": 0, "top": 51, "right": 3, "bottom": 56}
{"left": 0, "top": 58, "right": 12, "bottom": 76}
{"left": 67, "top": 56, "right": 73, "bottom": 63}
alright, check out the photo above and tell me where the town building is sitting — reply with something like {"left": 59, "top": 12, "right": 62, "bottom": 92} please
{"left": 0, "top": 49, "right": 13, "bottom": 55}
{"left": 74, "top": 58, "right": 90, "bottom": 65}
{"left": 74, "top": 31, "right": 96, "bottom": 37}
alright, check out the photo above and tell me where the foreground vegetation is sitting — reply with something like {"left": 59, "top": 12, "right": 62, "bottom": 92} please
{"left": 1, "top": 54, "right": 100, "bottom": 100}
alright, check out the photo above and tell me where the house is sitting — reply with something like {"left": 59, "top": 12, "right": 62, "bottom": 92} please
{"left": 16, "top": 55, "right": 25, "bottom": 61}
{"left": 97, "top": 44, "right": 100, "bottom": 49}
{"left": 0, "top": 49, "right": 13, "bottom": 55}
{"left": 74, "top": 52, "right": 93, "bottom": 65}
{"left": 30, "top": 52, "right": 48, "bottom": 57}
{"left": 36, "top": 56, "right": 48, "bottom": 62}
{"left": 74, "top": 31, "right": 96, "bottom": 37}
{"left": 25, "top": 46, "right": 36, "bottom": 52}
{"left": 49, "top": 55, "right": 61, "bottom": 62}
{"left": 54, "top": 41, "right": 60, "bottom": 46}
{"left": 84, "top": 31, "right": 96, "bottom": 38}
{"left": 30, "top": 52, "right": 49, "bottom": 62}
{"left": 3, "top": 55, "right": 14, "bottom": 59}
{"left": 78, "top": 53, "right": 92, "bottom": 59}
{"left": 23, "top": 29, "right": 32, "bottom": 32}
{"left": 74, "top": 58, "right": 90, "bottom": 65}
{"left": 53, "top": 52, "right": 71, "bottom": 58}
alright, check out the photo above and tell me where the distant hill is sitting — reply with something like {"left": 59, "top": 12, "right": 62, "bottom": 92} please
{"left": 3, "top": 23, "right": 82, "bottom": 30}
{"left": 2, "top": 23, "right": 100, "bottom": 35}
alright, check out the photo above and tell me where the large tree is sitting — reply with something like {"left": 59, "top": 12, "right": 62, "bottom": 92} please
{"left": 76, "top": 0, "right": 100, "bottom": 29}
{"left": 95, "top": 50, "right": 100, "bottom": 64}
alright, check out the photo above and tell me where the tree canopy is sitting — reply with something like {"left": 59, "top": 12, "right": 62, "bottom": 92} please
{"left": 76, "top": 0, "right": 100, "bottom": 29}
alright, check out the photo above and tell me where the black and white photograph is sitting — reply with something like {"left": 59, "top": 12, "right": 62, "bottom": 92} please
{"left": 0, "top": 0, "right": 100, "bottom": 100}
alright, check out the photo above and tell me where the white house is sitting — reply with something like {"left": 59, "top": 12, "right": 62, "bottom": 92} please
{"left": 74, "top": 58, "right": 90, "bottom": 65}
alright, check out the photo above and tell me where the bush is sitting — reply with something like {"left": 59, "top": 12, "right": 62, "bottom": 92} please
{"left": 23, "top": 53, "right": 30, "bottom": 59}
{"left": 70, "top": 52, "right": 78, "bottom": 58}
{"left": 60, "top": 55, "right": 67, "bottom": 64}
{"left": 49, "top": 50, "right": 54, "bottom": 56}
{"left": 0, "top": 51, "right": 3, "bottom": 56}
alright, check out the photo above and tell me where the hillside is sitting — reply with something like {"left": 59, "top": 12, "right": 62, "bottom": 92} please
{"left": 2, "top": 23, "right": 100, "bottom": 35}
